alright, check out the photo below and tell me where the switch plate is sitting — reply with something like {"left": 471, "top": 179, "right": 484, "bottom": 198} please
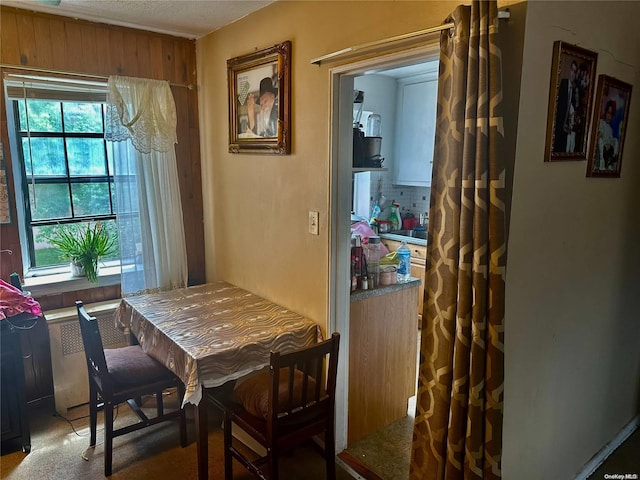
{"left": 308, "top": 211, "right": 319, "bottom": 235}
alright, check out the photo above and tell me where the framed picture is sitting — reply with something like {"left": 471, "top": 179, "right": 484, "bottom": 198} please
{"left": 586, "top": 75, "right": 633, "bottom": 178}
{"left": 227, "top": 40, "right": 291, "bottom": 154}
{"left": 544, "top": 41, "right": 598, "bottom": 162}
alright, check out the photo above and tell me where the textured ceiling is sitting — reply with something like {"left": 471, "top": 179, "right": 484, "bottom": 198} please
{"left": 2, "top": 0, "right": 274, "bottom": 39}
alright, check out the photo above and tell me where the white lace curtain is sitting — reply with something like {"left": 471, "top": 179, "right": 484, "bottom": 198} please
{"left": 105, "top": 75, "right": 188, "bottom": 295}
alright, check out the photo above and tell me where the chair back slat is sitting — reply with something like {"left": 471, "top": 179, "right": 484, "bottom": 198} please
{"left": 313, "top": 356, "right": 323, "bottom": 400}
{"left": 267, "top": 333, "right": 340, "bottom": 428}
{"left": 76, "top": 301, "right": 111, "bottom": 392}
{"left": 298, "top": 361, "right": 307, "bottom": 406}
{"left": 288, "top": 365, "right": 296, "bottom": 408}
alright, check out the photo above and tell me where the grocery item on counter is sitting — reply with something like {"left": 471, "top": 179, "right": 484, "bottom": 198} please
{"left": 379, "top": 265, "right": 397, "bottom": 285}
{"left": 402, "top": 215, "right": 419, "bottom": 230}
{"left": 364, "top": 235, "right": 381, "bottom": 289}
{"left": 381, "top": 251, "right": 398, "bottom": 265}
{"left": 369, "top": 201, "right": 381, "bottom": 226}
{"left": 351, "top": 221, "right": 389, "bottom": 255}
{"left": 397, "top": 241, "right": 411, "bottom": 283}
{"left": 351, "top": 234, "right": 363, "bottom": 291}
{"left": 387, "top": 202, "right": 402, "bottom": 231}
{"left": 377, "top": 220, "right": 391, "bottom": 233}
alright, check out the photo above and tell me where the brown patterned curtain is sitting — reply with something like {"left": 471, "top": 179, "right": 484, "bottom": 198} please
{"left": 410, "top": 2, "right": 506, "bottom": 479}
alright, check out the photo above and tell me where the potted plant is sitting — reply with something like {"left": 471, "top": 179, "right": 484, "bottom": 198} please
{"left": 46, "top": 222, "right": 116, "bottom": 283}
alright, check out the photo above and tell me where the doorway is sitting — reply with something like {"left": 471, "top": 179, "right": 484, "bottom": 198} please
{"left": 329, "top": 44, "right": 439, "bottom": 479}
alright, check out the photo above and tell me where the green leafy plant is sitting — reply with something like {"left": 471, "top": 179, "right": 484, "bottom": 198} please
{"left": 46, "top": 222, "right": 115, "bottom": 283}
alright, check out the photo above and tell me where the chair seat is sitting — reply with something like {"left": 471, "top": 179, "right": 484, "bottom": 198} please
{"left": 105, "top": 345, "right": 175, "bottom": 387}
{"left": 233, "top": 367, "right": 322, "bottom": 420}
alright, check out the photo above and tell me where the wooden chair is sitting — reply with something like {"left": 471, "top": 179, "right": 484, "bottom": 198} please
{"left": 210, "top": 332, "right": 340, "bottom": 480}
{"left": 76, "top": 301, "right": 187, "bottom": 476}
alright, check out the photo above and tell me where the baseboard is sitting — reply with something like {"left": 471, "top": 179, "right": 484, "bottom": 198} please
{"left": 574, "top": 414, "right": 640, "bottom": 480}
{"left": 337, "top": 451, "right": 384, "bottom": 480}
{"left": 336, "top": 452, "right": 366, "bottom": 480}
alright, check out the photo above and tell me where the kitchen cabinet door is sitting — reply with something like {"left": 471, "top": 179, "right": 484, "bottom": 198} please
{"left": 349, "top": 285, "right": 418, "bottom": 444}
{"left": 393, "top": 76, "right": 438, "bottom": 187}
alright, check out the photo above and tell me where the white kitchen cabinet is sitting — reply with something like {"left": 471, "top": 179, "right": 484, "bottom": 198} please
{"left": 393, "top": 74, "right": 438, "bottom": 187}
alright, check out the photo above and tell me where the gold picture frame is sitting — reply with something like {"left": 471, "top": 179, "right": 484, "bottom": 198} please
{"left": 586, "top": 75, "right": 633, "bottom": 178}
{"left": 544, "top": 41, "right": 598, "bottom": 162}
{"left": 227, "top": 40, "right": 291, "bottom": 154}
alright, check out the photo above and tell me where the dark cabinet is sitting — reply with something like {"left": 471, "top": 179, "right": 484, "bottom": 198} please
{"left": 20, "top": 316, "right": 55, "bottom": 405}
{"left": 1, "top": 314, "right": 35, "bottom": 453}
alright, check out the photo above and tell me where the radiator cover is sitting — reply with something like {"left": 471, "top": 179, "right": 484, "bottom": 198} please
{"left": 46, "top": 301, "right": 126, "bottom": 415}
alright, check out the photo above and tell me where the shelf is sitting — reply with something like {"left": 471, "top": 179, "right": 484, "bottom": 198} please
{"left": 352, "top": 167, "right": 388, "bottom": 172}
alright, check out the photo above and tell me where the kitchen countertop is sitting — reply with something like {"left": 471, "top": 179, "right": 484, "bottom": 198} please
{"left": 350, "top": 277, "right": 420, "bottom": 302}
{"left": 379, "top": 233, "right": 427, "bottom": 246}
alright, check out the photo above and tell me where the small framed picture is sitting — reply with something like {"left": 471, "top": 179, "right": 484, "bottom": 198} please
{"left": 227, "top": 40, "right": 291, "bottom": 154}
{"left": 586, "top": 75, "right": 633, "bottom": 178}
{"left": 544, "top": 41, "right": 598, "bottom": 161}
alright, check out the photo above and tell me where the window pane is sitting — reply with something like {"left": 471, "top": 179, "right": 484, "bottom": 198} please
{"left": 32, "top": 220, "right": 119, "bottom": 267}
{"left": 71, "top": 182, "right": 112, "bottom": 216}
{"left": 22, "top": 137, "right": 66, "bottom": 176}
{"left": 18, "top": 100, "right": 27, "bottom": 131}
{"left": 63, "top": 102, "right": 103, "bottom": 133}
{"left": 67, "top": 138, "right": 107, "bottom": 176}
{"left": 29, "top": 184, "right": 71, "bottom": 220}
{"left": 32, "top": 225, "right": 65, "bottom": 268}
{"left": 101, "top": 219, "right": 120, "bottom": 262}
{"left": 106, "top": 142, "right": 114, "bottom": 175}
{"left": 111, "top": 183, "right": 117, "bottom": 212}
{"left": 19, "top": 100, "right": 62, "bottom": 132}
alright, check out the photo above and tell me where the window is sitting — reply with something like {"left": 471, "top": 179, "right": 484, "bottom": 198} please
{"left": 5, "top": 75, "right": 119, "bottom": 273}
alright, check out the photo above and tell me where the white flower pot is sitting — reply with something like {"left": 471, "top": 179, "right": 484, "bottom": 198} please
{"left": 70, "top": 262, "right": 86, "bottom": 277}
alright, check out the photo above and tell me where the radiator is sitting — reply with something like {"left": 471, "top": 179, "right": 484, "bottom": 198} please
{"left": 46, "top": 300, "right": 127, "bottom": 415}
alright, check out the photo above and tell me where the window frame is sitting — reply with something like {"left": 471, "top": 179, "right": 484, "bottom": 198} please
{"left": 3, "top": 75, "right": 120, "bottom": 281}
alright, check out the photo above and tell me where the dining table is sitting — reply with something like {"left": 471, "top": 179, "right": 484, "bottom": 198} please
{"left": 113, "top": 281, "right": 322, "bottom": 479}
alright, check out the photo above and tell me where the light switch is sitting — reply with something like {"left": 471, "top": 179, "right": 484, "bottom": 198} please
{"left": 308, "top": 211, "right": 319, "bottom": 235}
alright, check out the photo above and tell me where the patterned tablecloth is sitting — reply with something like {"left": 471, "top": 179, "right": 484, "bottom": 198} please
{"left": 114, "top": 282, "right": 322, "bottom": 406}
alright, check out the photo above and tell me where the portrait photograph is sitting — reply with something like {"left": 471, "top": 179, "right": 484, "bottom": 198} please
{"left": 586, "top": 75, "right": 633, "bottom": 178}
{"left": 227, "top": 40, "right": 291, "bottom": 154}
{"left": 544, "top": 41, "right": 598, "bottom": 162}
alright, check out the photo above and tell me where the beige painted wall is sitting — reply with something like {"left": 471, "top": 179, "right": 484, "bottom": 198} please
{"left": 196, "top": 1, "right": 456, "bottom": 334}
{"left": 197, "top": 0, "right": 640, "bottom": 474}
{"left": 503, "top": 2, "right": 640, "bottom": 479}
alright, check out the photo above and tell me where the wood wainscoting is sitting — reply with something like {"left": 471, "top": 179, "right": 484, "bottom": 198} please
{"left": 0, "top": 6, "right": 205, "bottom": 303}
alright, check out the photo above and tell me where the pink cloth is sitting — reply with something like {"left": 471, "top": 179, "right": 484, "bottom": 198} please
{"left": 351, "top": 221, "right": 389, "bottom": 255}
{"left": 0, "top": 279, "right": 43, "bottom": 320}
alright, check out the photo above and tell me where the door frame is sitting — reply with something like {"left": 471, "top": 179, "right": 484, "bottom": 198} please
{"left": 328, "top": 42, "right": 440, "bottom": 452}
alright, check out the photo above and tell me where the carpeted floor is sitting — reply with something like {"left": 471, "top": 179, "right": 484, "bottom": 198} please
{"left": 0, "top": 393, "right": 355, "bottom": 480}
{"left": 2, "top": 392, "right": 638, "bottom": 480}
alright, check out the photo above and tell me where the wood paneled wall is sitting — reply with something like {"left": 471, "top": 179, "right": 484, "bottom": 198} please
{"left": 0, "top": 7, "right": 205, "bottom": 308}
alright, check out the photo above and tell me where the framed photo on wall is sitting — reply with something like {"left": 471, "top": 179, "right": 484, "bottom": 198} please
{"left": 544, "top": 41, "right": 598, "bottom": 162}
{"left": 227, "top": 40, "right": 291, "bottom": 154}
{"left": 586, "top": 75, "right": 633, "bottom": 178}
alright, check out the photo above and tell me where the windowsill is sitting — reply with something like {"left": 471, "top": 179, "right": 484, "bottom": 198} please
{"left": 23, "top": 265, "right": 121, "bottom": 297}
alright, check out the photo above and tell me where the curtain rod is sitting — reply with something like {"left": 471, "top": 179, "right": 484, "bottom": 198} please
{"left": 0, "top": 64, "right": 194, "bottom": 90}
{"left": 310, "top": 10, "right": 510, "bottom": 66}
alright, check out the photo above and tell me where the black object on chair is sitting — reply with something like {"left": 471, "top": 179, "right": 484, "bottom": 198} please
{"left": 210, "top": 332, "right": 340, "bottom": 480}
{"left": 76, "top": 301, "right": 187, "bottom": 476}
